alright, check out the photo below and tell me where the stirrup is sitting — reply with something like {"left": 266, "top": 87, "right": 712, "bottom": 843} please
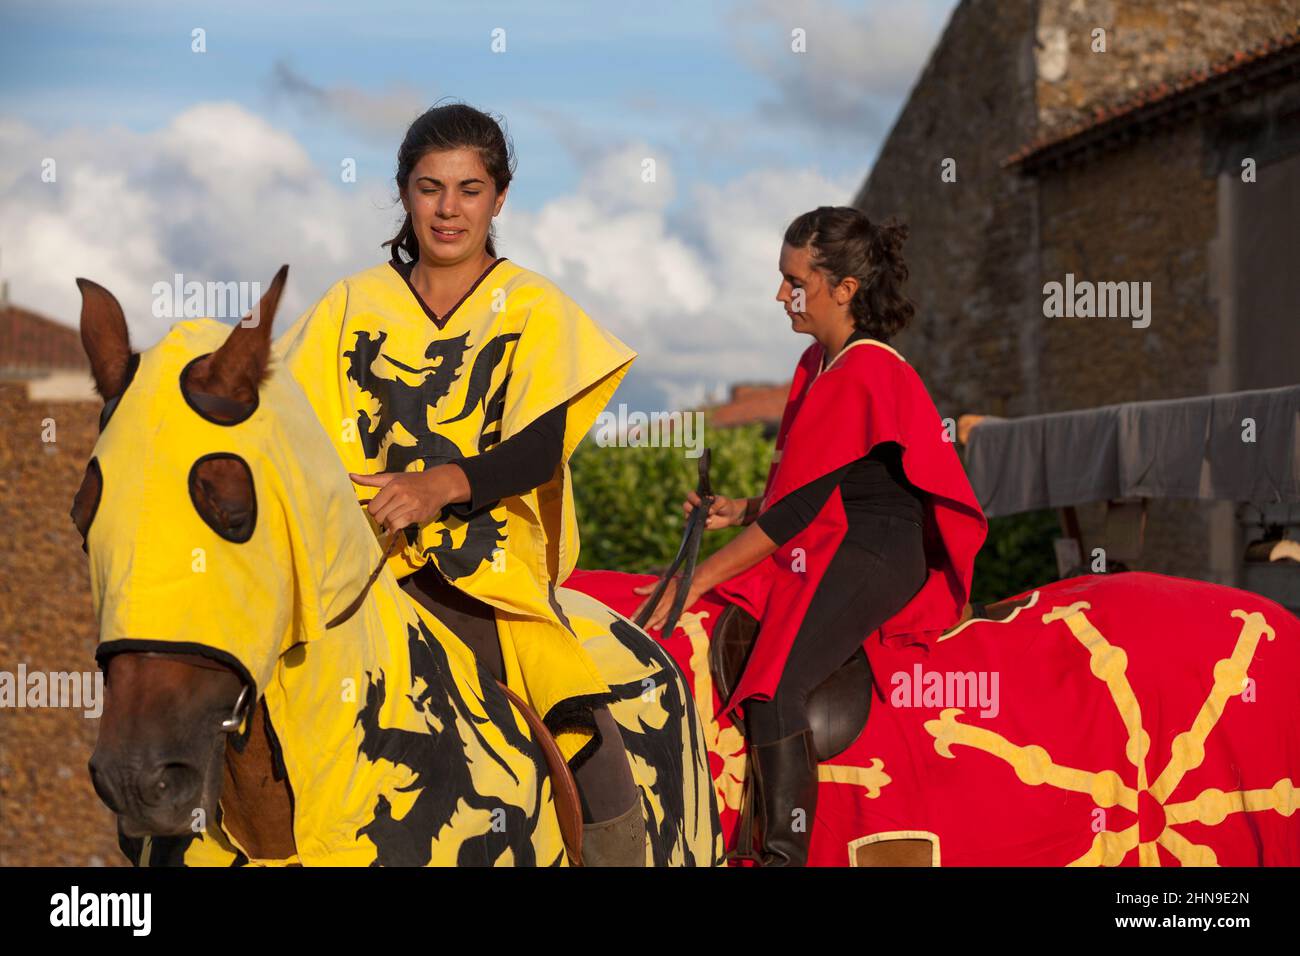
{"left": 724, "top": 761, "right": 763, "bottom": 864}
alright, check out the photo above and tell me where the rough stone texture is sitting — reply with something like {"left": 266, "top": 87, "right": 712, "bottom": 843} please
{"left": 853, "top": 0, "right": 1043, "bottom": 423}
{"left": 0, "top": 383, "right": 123, "bottom": 866}
{"left": 1036, "top": 122, "right": 1220, "bottom": 410}
{"left": 1035, "top": 0, "right": 1300, "bottom": 133}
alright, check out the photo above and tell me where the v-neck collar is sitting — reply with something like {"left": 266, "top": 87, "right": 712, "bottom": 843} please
{"left": 819, "top": 328, "right": 870, "bottom": 374}
{"left": 388, "top": 255, "right": 508, "bottom": 330}
{"left": 815, "top": 329, "right": 905, "bottom": 379}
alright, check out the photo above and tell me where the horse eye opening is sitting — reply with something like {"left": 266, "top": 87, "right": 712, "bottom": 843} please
{"left": 188, "top": 453, "right": 257, "bottom": 543}
{"left": 180, "top": 353, "right": 259, "bottom": 425}
{"left": 71, "top": 458, "right": 103, "bottom": 546}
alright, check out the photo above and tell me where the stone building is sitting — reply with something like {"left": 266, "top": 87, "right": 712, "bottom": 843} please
{"left": 854, "top": 0, "right": 1299, "bottom": 591}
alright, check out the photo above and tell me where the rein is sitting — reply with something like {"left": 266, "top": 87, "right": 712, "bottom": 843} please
{"left": 633, "top": 448, "right": 714, "bottom": 636}
{"left": 325, "top": 501, "right": 408, "bottom": 630}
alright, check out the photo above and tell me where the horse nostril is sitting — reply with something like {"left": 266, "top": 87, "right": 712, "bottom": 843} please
{"left": 137, "top": 762, "right": 201, "bottom": 810}
{"left": 88, "top": 759, "right": 125, "bottom": 814}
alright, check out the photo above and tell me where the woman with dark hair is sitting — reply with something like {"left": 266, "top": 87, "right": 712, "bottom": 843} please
{"left": 278, "top": 103, "right": 646, "bottom": 865}
{"left": 635, "top": 205, "right": 987, "bottom": 865}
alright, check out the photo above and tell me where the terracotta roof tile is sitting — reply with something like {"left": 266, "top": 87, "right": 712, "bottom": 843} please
{"left": 704, "top": 382, "right": 790, "bottom": 428}
{"left": 0, "top": 305, "right": 88, "bottom": 375}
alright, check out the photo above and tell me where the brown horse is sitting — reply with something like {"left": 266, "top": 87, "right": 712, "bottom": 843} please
{"left": 78, "top": 277, "right": 289, "bottom": 857}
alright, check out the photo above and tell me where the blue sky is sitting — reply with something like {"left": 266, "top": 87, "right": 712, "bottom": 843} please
{"left": 1, "top": 0, "right": 958, "bottom": 411}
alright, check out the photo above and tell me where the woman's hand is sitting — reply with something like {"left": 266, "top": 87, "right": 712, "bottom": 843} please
{"left": 349, "top": 464, "right": 471, "bottom": 535}
{"left": 683, "top": 491, "right": 749, "bottom": 529}
{"left": 631, "top": 575, "right": 706, "bottom": 632}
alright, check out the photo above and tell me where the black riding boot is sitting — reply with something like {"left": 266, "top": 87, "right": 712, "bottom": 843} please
{"left": 749, "top": 730, "right": 819, "bottom": 866}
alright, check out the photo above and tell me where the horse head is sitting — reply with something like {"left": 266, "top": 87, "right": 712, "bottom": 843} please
{"left": 78, "top": 267, "right": 379, "bottom": 845}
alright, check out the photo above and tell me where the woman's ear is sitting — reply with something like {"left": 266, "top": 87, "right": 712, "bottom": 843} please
{"left": 836, "top": 275, "right": 860, "bottom": 304}
{"left": 493, "top": 185, "right": 509, "bottom": 217}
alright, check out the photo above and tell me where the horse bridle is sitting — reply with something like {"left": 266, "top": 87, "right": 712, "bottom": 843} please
{"left": 127, "top": 650, "right": 256, "bottom": 736}
{"left": 632, "top": 448, "right": 714, "bottom": 637}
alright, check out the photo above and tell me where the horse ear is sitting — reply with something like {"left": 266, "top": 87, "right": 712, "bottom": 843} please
{"left": 188, "top": 265, "right": 289, "bottom": 406}
{"left": 75, "top": 278, "right": 134, "bottom": 402}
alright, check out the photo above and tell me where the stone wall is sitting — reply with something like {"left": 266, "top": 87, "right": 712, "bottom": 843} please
{"left": 0, "top": 383, "right": 123, "bottom": 865}
{"left": 1035, "top": 0, "right": 1300, "bottom": 132}
{"left": 853, "top": 0, "right": 1043, "bottom": 423}
{"left": 1035, "top": 122, "right": 1220, "bottom": 410}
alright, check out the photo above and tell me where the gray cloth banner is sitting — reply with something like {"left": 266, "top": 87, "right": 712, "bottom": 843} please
{"left": 963, "top": 385, "right": 1300, "bottom": 517}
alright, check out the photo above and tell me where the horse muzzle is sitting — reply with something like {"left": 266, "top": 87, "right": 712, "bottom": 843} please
{"left": 89, "top": 746, "right": 221, "bottom": 837}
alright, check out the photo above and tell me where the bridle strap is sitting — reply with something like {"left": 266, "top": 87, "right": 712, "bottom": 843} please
{"left": 325, "top": 503, "right": 408, "bottom": 630}
{"left": 135, "top": 650, "right": 253, "bottom": 735}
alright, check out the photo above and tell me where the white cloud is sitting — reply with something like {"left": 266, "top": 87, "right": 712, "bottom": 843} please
{"left": 732, "top": 0, "right": 956, "bottom": 137}
{"left": 1, "top": 104, "right": 396, "bottom": 345}
{"left": 499, "top": 146, "right": 857, "bottom": 410}
{"left": 3, "top": 102, "right": 854, "bottom": 413}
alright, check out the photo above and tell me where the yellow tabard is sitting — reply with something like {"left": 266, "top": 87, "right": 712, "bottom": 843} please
{"left": 273, "top": 257, "right": 636, "bottom": 760}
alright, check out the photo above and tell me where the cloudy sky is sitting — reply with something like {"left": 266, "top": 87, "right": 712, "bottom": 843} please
{"left": 1, "top": 0, "right": 957, "bottom": 413}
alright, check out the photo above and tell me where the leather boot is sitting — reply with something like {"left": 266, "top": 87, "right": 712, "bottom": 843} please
{"left": 581, "top": 802, "right": 646, "bottom": 867}
{"left": 749, "top": 730, "right": 819, "bottom": 866}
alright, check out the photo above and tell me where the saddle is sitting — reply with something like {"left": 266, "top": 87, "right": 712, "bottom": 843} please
{"left": 709, "top": 603, "right": 871, "bottom": 761}
{"left": 709, "top": 594, "right": 1036, "bottom": 760}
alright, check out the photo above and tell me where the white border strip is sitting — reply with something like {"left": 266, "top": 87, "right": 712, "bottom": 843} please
{"left": 937, "top": 590, "right": 1042, "bottom": 643}
{"left": 847, "top": 829, "right": 941, "bottom": 867}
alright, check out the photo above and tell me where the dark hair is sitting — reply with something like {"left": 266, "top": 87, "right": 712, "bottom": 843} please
{"left": 384, "top": 102, "right": 516, "bottom": 263}
{"left": 783, "top": 206, "right": 914, "bottom": 341}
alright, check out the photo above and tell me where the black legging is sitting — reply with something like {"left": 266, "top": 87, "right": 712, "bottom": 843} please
{"left": 398, "top": 564, "right": 638, "bottom": 823}
{"left": 744, "top": 514, "right": 928, "bottom": 746}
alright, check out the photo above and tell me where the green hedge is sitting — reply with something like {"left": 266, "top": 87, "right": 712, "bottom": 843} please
{"left": 970, "top": 510, "right": 1060, "bottom": 604}
{"left": 571, "top": 419, "right": 1060, "bottom": 602}
{"left": 572, "top": 419, "right": 772, "bottom": 573}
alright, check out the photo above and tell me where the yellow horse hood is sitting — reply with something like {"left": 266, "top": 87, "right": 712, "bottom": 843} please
{"left": 88, "top": 317, "right": 381, "bottom": 702}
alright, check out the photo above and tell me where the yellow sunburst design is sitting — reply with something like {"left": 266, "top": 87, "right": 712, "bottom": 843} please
{"left": 924, "top": 601, "right": 1295, "bottom": 866}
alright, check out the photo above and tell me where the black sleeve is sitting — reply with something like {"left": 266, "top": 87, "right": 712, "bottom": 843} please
{"left": 755, "top": 463, "right": 851, "bottom": 547}
{"left": 443, "top": 400, "right": 567, "bottom": 519}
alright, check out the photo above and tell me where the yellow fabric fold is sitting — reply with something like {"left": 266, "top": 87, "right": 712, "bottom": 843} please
{"left": 273, "top": 259, "right": 636, "bottom": 760}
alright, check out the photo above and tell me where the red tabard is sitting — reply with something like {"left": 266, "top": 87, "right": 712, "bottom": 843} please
{"left": 711, "top": 338, "right": 988, "bottom": 721}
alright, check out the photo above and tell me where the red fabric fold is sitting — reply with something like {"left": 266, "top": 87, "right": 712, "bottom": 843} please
{"left": 713, "top": 338, "right": 988, "bottom": 720}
